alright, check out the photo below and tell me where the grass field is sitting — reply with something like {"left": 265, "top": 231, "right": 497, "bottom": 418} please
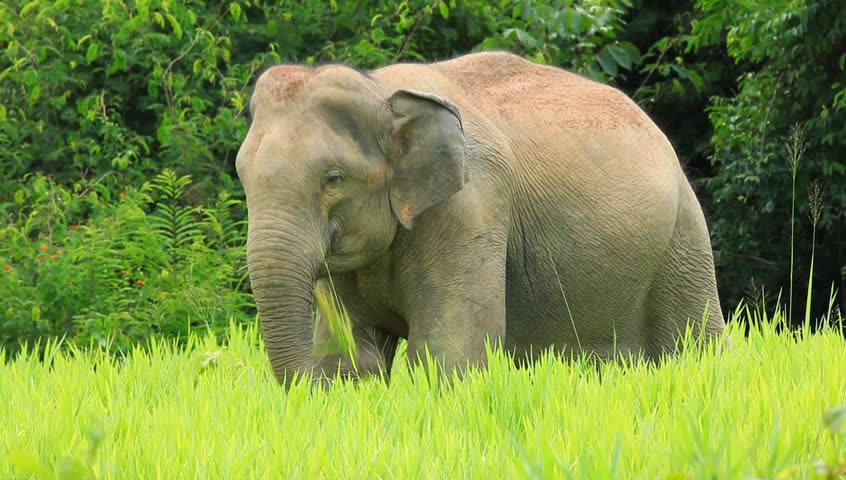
{"left": 1, "top": 307, "right": 844, "bottom": 479}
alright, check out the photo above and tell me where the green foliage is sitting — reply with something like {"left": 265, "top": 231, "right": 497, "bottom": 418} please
{"left": 0, "top": 0, "right": 264, "bottom": 198}
{"left": 689, "top": 0, "right": 846, "bottom": 320}
{"left": 464, "top": 0, "right": 642, "bottom": 83}
{"left": 0, "top": 0, "right": 642, "bottom": 199}
{"left": 264, "top": 0, "right": 642, "bottom": 82}
{"left": 622, "top": 1, "right": 737, "bottom": 163}
{"left": 0, "top": 170, "right": 252, "bottom": 356}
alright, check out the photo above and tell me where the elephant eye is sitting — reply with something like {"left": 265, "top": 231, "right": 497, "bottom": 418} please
{"left": 323, "top": 169, "right": 344, "bottom": 187}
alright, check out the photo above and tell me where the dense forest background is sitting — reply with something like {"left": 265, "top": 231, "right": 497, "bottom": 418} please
{"left": 1, "top": 0, "right": 844, "bottom": 354}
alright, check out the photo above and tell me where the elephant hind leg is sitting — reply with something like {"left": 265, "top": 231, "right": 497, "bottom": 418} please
{"left": 642, "top": 208, "right": 727, "bottom": 361}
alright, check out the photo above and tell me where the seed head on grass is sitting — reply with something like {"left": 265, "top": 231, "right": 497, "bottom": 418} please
{"left": 784, "top": 124, "right": 807, "bottom": 176}
{"left": 744, "top": 276, "right": 766, "bottom": 313}
{"left": 784, "top": 122, "right": 808, "bottom": 323}
{"left": 808, "top": 180, "right": 823, "bottom": 226}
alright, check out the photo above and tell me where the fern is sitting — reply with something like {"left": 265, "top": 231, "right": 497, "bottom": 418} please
{"left": 0, "top": 171, "right": 256, "bottom": 357}
{"left": 144, "top": 169, "right": 204, "bottom": 265}
{"left": 201, "top": 191, "right": 246, "bottom": 252}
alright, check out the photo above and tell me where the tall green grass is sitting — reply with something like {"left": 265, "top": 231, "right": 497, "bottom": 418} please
{"left": 1, "top": 305, "right": 844, "bottom": 479}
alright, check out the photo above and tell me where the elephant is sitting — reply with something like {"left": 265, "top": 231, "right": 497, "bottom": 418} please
{"left": 235, "top": 51, "right": 726, "bottom": 388}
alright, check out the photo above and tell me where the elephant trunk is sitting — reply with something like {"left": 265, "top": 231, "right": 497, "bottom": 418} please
{"left": 246, "top": 214, "right": 324, "bottom": 388}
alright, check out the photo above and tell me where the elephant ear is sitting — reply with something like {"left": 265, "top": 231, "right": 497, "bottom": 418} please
{"left": 387, "top": 89, "right": 466, "bottom": 229}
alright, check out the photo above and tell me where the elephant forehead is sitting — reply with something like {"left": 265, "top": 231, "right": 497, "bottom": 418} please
{"left": 251, "top": 65, "right": 370, "bottom": 108}
{"left": 237, "top": 114, "right": 310, "bottom": 174}
{"left": 255, "top": 126, "right": 307, "bottom": 165}
{"left": 253, "top": 65, "right": 313, "bottom": 105}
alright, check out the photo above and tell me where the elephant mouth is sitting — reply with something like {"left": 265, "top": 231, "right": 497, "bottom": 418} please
{"left": 318, "top": 246, "right": 365, "bottom": 278}
{"left": 318, "top": 236, "right": 348, "bottom": 277}
{"left": 318, "top": 254, "right": 351, "bottom": 277}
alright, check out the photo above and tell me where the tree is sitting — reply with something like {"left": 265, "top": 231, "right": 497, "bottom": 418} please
{"left": 689, "top": 0, "right": 846, "bottom": 322}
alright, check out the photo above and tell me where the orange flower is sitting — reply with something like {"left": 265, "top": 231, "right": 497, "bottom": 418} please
{"left": 36, "top": 256, "right": 44, "bottom": 263}
{"left": 40, "top": 245, "right": 48, "bottom": 251}
{"left": 119, "top": 192, "right": 125, "bottom": 198}
{"left": 49, "top": 255, "right": 56, "bottom": 261}
{"left": 70, "top": 225, "right": 79, "bottom": 229}
{"left": 56, "top": 249, "right": 63, "bottom": 254}
{"left": 69, "top": 277, "right": 75, "bottom": 283}
{"left": 4, "top": 264, "right": 11, "bottom": 271}
{"left": 136, "top": 279, "right": 145, "bottom": 285}
{"left": 121, "top": 270, "right": 130, "bottom": 275}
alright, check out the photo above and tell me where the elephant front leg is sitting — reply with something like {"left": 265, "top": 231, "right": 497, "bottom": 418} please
{"left": 401, "top": 242, "right": 507, "bottom": 383}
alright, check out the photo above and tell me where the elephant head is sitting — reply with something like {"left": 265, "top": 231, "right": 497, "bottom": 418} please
{"left": 235, "top": 65, "right": 467, "bottom": 387}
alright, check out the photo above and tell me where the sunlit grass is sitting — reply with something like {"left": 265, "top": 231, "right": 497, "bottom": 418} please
{"left": 1, "top": 306, "right": 844, "bottom": 479}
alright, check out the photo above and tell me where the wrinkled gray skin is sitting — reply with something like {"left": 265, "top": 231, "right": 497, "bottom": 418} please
{"left": 236, "top": 51, "right": 726, "bottom": 388}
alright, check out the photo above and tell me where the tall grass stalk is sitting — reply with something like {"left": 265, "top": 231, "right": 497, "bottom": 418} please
{"left": 313, "top": 282, "right": 358, "bottom": 370}
{"left": 785, "top": 124, "right": 807, "bottom": 323}
{"left": 804, "top": 181, "right": 823, "bottom": 330}
{"left": 315, "top": 250, "right": 359, "bottom": 371}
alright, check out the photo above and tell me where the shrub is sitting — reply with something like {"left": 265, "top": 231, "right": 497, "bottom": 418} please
{"left": 0, "top": 170, "right": 253, "bottom": 356}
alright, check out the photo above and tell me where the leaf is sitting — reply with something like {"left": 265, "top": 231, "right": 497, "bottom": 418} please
{"left": 519, "top": 0, "right": 532, "bottom": 20}
{"left": 76, "top": 34, "right": 92, "bottom": 49}
{"left": 20, "top": 1, "right": 40, "bottom": 17}
{"left": 27, "top": 84, "right": 42, "bottom": 104}
{"left": 618, "top": 41, "right": 642, "bottom": 65}
{"left": 508, "top": 28, "right": 538, "bottom": 49}
{"left": 85, "top": 42, "right": 99, "bottom": 64}
{"left": 438, "top": 1, "right": 449, "bottom": 19}
{"left": 156, "top": 121, "right": 172, "bottom": 145}
{"left": 109, "top": 49, "right": 128, "bottom": 73}
{"left": 607, "top": 44, "right": 632, "bottom": 70}
{"left": 511, "top": 2, "right": 522, "bottom": 19}
{"left": 229, "top": 3, "right": 241, "bottom": 20}
{"left": 568, "top": 11, "right": 582, "bottom": 35}
{"left": 596, "top": 49, "right": 618, "bottom": 76}
{"left": 370, "top": 27, "right": 385, "bottom": 44}
{"left": 165, "top": 13, "right": 182, "bottom": 39}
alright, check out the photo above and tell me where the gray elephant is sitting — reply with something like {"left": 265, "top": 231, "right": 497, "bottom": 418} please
{"left": 236, "top": 51, "right": 726, "bottom": 388}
